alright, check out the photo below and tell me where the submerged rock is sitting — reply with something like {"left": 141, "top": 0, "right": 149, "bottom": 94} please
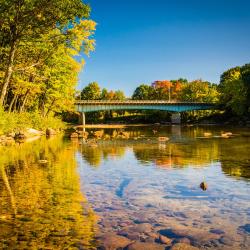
{"left": 159, "top": 234, "right": 172, "bottom": 244}
{"left": 126, "top": 241, "right": 165, "bottom": 250}
{"left": 98, "top": 233, "right": 131, "bottom": 249}
{"left": 170, "top": 243, "right": 199, "bottom": 250}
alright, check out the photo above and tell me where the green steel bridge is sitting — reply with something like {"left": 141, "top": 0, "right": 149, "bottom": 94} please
{"left": 75, "top": 100, "right": 216, "bottom": 125}
{"left": 75, "top": 100, "right": 215, "bottom": 113}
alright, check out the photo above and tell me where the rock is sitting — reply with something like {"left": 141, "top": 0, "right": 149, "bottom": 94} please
{"left": 170, "top": 243, "right": 199, "bottom": 250}
{"left": 70, "top": 132, "right": 79, "bottom": 138}
{"left": 78, "top": 131, "right": 89, "bottom": 139}
{"left": 159, "top": 234, "right": 172, "bottom": 244}
{"left": 200, "top": 182, "right": 207, "bottom": 191}
{"left": 146, "top": 232, "right": 159, "bottom": 240}
{"left": 131, "top": 223, "right": 153, "bottom": 233}
{"left": 38, "top": 159, "right": 48, "bottom": 164}
{"left": 209, "top": 229, "right": 225, "bottom": 235}
{"left": 158, "top": 137, "right": 169, "bottom": 142}
{"left": 174, "top": 238, "right": 191, "bottom": 245}
{"left": 94, "top": 130, "right": 104, "bottom": 139}
{"left": 204, "top": 132, "right": 212, "bottom": 137}
{"left": 126, "top": 241, "right": 165, "bottom": 250}
{"left": 103, "top": 134, "right": 111, "bottom": 140}
{"left": 26, "top": 128, "right": 43, "bottom": 137}
{"left": 7, "top": 132, "right": 15, "bottom": 138}
{"left": 46, "top": 128, "right": 56, "bottom": 136}
{"left": 121, "top": 131, "right": 130, "bottom": 139}
{"left": 219, "top": 236, "right": 234, "bottom": 246}
{"left": 99, "top": 233, "right": 131, "bottom": 249}
{"left": 3, "top": 136, "right": 15, "bottom": 146}
{"left": 14, "top": 133, "right": 26, "bottom": 140}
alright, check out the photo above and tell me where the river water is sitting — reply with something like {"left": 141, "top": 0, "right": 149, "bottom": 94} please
{"left": 0, "top": 126, "right": 249, "bottom": 249}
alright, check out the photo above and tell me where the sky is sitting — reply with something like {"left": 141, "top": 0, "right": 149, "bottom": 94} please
{"left": 79, "top": 0, "right": 250, "bottom": 96}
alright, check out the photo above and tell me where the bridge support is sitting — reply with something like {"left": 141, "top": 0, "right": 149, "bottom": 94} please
{"left": 79, "top": 112, "right": 86, "bottom": 131}
{"left": 171, "top": 112, "right": 181, "bottom": 124}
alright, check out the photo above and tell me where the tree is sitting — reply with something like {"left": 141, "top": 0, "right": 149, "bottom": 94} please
{"left": 241, "top": 63, "right": 250, "bottom": 111}
{"left": 81, "top": 82, "right": 101, "bottom": 100}
{"left": 218, "top": 63, "right": 250, "bottom": 116}
{"left": 132, "top": 84, "right": 155, "bottom": 100}
{"left": 0, "top": 0, "right": 91, "bottom": 105}
{"left": 181, "top": 80, "right": 219, "bottom": 103}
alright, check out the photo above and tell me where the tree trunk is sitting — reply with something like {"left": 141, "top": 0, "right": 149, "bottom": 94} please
{"left": 19, "top": 90, "right": 30, "bottom": 112}
{"left": 8, "top": 93, "right": 18, "bottom": 113}
{"left": 0, "top": 41, "right": 17, "bottom": 106}
{"left": 45, "top": 99, "right": 56, "bottom": 117}
{"left": 13, "top": 94, "right": 19, "bottom": 112}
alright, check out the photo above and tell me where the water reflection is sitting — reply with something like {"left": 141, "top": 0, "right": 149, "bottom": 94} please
{"left": 0, "top": 126, "right": 249, "bottom": 249}
{"left": 0, "top": 136, "right": 96, "bottom": 249}
{"left": 79, "top": 126, "right": 250, "bottom": 179}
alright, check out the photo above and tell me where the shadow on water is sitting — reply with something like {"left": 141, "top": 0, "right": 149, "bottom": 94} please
{"left": 115, "top": 177, "right": 132, "bottom": 198}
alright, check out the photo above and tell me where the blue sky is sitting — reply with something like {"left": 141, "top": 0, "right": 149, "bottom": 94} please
{"left": 79, "top": 0, "right": 250, "bottom": 96}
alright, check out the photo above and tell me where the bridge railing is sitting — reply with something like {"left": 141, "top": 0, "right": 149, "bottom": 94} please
{"left": 75, "top": 100, "right": 215, "bottom": 105}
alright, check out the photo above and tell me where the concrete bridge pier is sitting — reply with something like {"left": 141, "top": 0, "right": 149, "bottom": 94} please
{"left": 78, "top": 112, "right": 86, "bottom": 131}
{"left": 171, "top": 112, "right": 181, "bottom": 124}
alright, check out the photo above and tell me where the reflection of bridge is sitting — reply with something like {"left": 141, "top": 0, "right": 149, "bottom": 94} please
{"left": 75, "top": 100, "right": 216, "bottom": 125}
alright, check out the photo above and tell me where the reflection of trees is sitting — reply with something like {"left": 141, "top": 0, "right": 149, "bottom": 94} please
{"left": 133, "top": 141, "right": 219, "bottom": 168}
{"left": 219, "top": 140, "right": 250, "bottom": 179}
{"left": 79, "top": 144, "right": 126, "bottom": 167}
{"left": 0, "top": 136, "right": 96, "bottom": 249}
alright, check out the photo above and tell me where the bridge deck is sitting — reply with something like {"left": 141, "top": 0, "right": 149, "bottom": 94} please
{"left": 75, "top": 100, "right": 214, "bottom": 105}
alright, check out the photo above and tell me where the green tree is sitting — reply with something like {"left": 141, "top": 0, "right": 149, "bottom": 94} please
{"left": 181, "top": 80, "right": 219, "bottom": 103}
{"left": 0, "top": 0, "right": 91, "bottom": 106}
{"left": 81, "top": 82, "right": 101, "bottom": 100}
{"left": 218, "top": 63, "right": 250, "bottom": 116}
{"left": 132, "top": 84, "right": 155, "bottom": 100}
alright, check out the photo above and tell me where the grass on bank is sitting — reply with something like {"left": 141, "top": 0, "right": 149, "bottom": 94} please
{"left": 0, "top": 108, "right": 65, "bottom": 135}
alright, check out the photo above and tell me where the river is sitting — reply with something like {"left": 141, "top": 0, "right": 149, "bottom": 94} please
{"left": 0, "top": 126, "right": 249, "bottom": 249}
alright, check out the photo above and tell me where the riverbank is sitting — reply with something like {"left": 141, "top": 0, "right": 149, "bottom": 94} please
{"left": 0, "top": 108, "right": 66, "bottom": 146}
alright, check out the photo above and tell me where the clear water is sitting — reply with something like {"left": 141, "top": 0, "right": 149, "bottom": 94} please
{"left": 0, "top": 126, "right": 250, "bottom": 249}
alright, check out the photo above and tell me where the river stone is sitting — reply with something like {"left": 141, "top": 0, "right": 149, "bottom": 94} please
{"left": 130, "top": 223, "right": 152, "bottom": 233}
{"left": 99, "top": 233, "right": 131, "bottom": 249}
{"left": 159, "top": 234, "right": 172, "bottom": 244}
{"left": 170, "top": 243, "right": 199, "bottom": 250}
{"left": 126, "top": 242, "right": 166, "bottom": 250}
{"left": 174, "top": 238, "right": 191, "bottom": 245}
{"left": 209, "top": 229, "right": 225, "bottom": 235}
{"left": 146, "top": 232, "right": 159, "bottom": 240}
{"left": 219, "top": 236, "right": 234, "bottom": 246}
